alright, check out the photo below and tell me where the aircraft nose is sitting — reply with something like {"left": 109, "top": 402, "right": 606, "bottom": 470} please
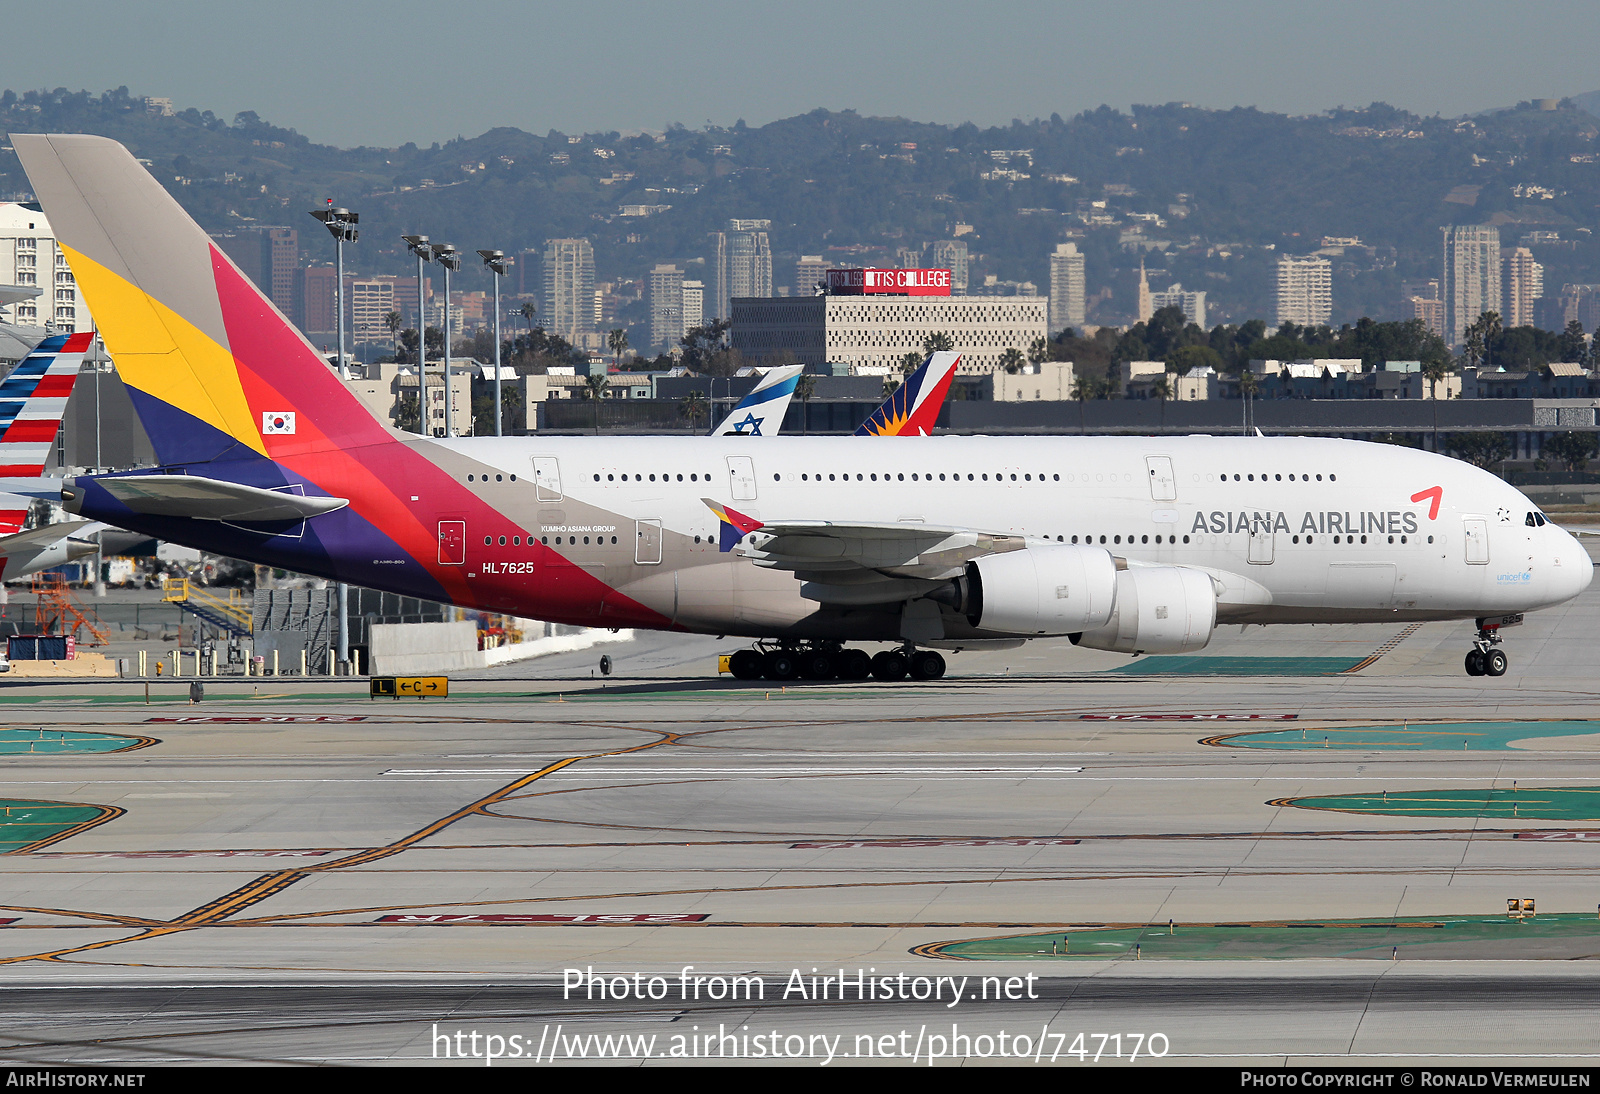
{"left": 1558, "top": 528, "right": 1594, "bottom": 599}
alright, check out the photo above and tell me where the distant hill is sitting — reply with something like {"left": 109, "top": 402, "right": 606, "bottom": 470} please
{"left": 1573, "top": 90, "right": 1600, "bottom": 120}
{"left": 2, "top": 87, "right": 1597, "bottom": 339}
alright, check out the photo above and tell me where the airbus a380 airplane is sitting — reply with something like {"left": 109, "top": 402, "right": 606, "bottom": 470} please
{"left": 13, "top": 134, "right": 1593, "bottom": 682}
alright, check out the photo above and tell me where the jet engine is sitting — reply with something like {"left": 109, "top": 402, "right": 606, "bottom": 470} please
{"left": 934, "top": 544, "right": 1119, "bottom": 636}
{"left": 1070, "top": 566, "right": 1217, "bottom": 654}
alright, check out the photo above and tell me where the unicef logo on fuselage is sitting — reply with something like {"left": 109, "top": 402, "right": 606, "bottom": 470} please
{"left": 1496, "top": 572, "right": 1532, "bottom": 583}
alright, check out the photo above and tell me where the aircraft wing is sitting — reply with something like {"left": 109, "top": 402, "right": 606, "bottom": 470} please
{"left": 71, "top": 475, "right": 349, "bottom": 523}
{"left": 704, "top": 498, "right": 1025, "bottom": 604}
{"left": 0, "top": 520, "right": 95, "bottom": 555}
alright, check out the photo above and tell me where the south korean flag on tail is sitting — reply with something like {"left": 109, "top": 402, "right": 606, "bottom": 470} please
{"left": 261, "top": 411, "right": 297, "bottom": 435}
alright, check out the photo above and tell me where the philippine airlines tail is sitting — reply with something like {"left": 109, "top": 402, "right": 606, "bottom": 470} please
{"left": 854, "top": 351, "right": 960, "bottom": 437}
{"left": 9, "top": 134, "right": 393, "bottom": 469}
{"left": 710, "top": 364, "right": 804, "bottom": 437}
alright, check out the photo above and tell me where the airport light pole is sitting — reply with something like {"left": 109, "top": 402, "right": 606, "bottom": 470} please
{"left": 313, "top": 204, "right": 360, "bottom": 676}
{"left": 310, "top": 204, "right": 359, "bottom": 379}
{"left": 433, "top": 244, "right": 462, "bottom": 436}
{"left": 478, "top": 250, "right": 511, "bottom": 436}
{"left": 402, "top": 234, "right": 435, "bottom": 434}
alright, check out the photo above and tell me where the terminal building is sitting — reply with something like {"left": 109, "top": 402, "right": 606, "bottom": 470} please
{"left": 731, "top": 267, "right": 1047, "bottom": 374}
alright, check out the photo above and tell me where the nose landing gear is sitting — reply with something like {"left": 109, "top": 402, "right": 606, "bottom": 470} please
{"left": 1464, "top": 621, "right": 1509, "bottom": 677}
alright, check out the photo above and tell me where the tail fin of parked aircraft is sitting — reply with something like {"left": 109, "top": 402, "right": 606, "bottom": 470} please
{"left": 9, "top": 134, "right": 392, "bottom": 469}
{"left": 0, "top": 330, "right": 90, "bottom": 533}
{"left": 710, "top": 363, "right": 804, "bottom": 437}
{"left": 854, "top": 351, "right": 960, "bottom": 437}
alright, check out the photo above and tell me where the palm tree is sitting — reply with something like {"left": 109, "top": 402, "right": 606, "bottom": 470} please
{"left": 383, "top": 310, "right": 402, "bottom": 360}
{"left": 795, "top": 374, "right": 817, "bottom": 436}
{"left": 922, "top": 331, "right": 954, "bottom": 354}
{"left": 898, "top": 350, "right": 922, "bottom": 376}
{"left": 1149, "top": 374, "right": 1173, "bottom": 434}
{"left": 1027, "top": 337, "right": 1049, "bottom": 366}
{"left": 607, "top": 328, "right": 629, "bottom": 370}
{"left": 519, "top": 302, "right": 538, "bottom": 352}
{"left": 1238, "top": 369, "right": 1260, "bottom": 434}
{"left": 584, "top": 372, "right": 609, "bottom": 434}
{"left": 679, "top": 389, "right": 708, "bottom": 433}
{"left": 999, "top": 347, "right": 1025, "bottom": 375}
{"left": 1070, "top": 374, "right": 1098, "bottom": 433}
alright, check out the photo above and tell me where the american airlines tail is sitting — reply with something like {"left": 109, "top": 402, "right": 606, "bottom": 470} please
{"left": 854, "top": 351, "right": 960, "bottom": 436}
{"left": 0, "top": 330, "right": 89, "bottom": 533}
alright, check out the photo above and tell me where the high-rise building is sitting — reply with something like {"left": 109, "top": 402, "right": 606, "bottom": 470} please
{"left": 1149, "top": 283, "right": 1206, "bottom": 328}
{"left": 1443, "top": 225, "right": 1501, "bottom": 348}
{"left": 1048, "top": 242, "right": 1086, "bottom": 332}
{"left": 1135, "top": 258, "right": 1153, "bottom": 323}
{"left": 713, "top": 219, "right": 772, "bottom": 319}
{"left": 924, "top": 240, "right": 969, "bottom": 295}
{"left": 1503, "top": 247, "right": 1544, "bottom": 329}
{"left": 794, "top": 255, "right": 829, "bottom": 297}
{"left": 1410, "top": 296, "right": 1447, "bottom": 340}
{"left": 1275, "top": 255, "right": 1333, "bottom": 327}
{"left": 650, "top": 264, "right": 685, "bottom": 350}
{"left": 211, "top": 226, "right": 298, "bottom": 316}
{"left": 0, "top": 203, "right": 92, "bottom": 331}
{"left": 542, "top": 238, "right": 596, "bottom": 344}
{"left": 682, "top": 280, "right": 704, "bottom": 336}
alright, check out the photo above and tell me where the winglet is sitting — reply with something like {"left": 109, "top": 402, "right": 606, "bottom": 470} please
{"left": 702, "top": 497, "right": 763, "bottom": 552}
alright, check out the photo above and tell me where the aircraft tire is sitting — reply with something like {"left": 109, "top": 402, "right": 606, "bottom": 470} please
{"left": 908, "top": 650, "right": 946, "bottom": 680}
{"left": 764, "top": 651, "right": 800, "bottom": 681}
{"left": 839, "top": 649, "right": 873, "bottom": 680}
{"left": 729, "top": 649, "right": 764, "bottom": 680}
{"left": 1464, "top": 650, "right": 1486, "bottom": 676}
{"left": 870, "top": 651, "right": 907, "bottom": 682}
{"left": 800, "top": 650, "right": 836, "bottom": 680}
{"left": 1484, "top": 648, "right": 1508, "bottom": 677}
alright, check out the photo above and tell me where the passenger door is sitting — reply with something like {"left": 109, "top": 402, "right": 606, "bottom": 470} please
{"left": 532, "top": 457, "right": 562, "bottom": 502}
{"left": 726, "top": 455, "right": 758, "bottom": 502}
{"left": 634, "top": 519, "right": 663, "bottom": 565}
{"left": 1247, "top": 517, "right": 1274, "bottom": 565}
{"left": 1463, "top": 518, "right": 1490, "bottom": 565}
{"left": 437, "top": 521, "right": 466, "bottom": 566}
{"left": 1145, "top": 455, "right": 1177, "bottom": 501}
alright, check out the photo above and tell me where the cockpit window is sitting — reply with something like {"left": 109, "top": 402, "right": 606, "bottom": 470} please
{"left": 1527, "top": 512, "right": 1549, "bottom": 527}
{"left": 1527, "top": 512, "right": 1537, "bottom": 527}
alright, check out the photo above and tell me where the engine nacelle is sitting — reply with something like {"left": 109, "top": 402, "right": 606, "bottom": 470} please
{"left": 1070, "top": 566, "right": 1217, "bottom": 655}
{"left": 948, "top": 544, "right": 1119, "bottom": 636}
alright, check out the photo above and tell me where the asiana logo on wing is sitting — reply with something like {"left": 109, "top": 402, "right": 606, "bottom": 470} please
{"left": 261, "top": 412, "right": 297, "bottom": 435}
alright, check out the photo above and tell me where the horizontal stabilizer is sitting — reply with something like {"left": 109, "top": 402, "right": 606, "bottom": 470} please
{"left": 74, "top": 476, "right": 348, "bottom": 523}
{"left": 0, "top": 520, "right": 94, "bottom": 556}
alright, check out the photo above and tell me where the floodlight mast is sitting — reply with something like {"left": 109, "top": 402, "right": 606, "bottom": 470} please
{"left": 478, "top": 249, "right": 511, "bottom": 436}
{"left": 310, "top": 206, "right": 358, "bottom": 380}
{"left": 311, "top": 205, "right": 360, "bottom": 677}
{"left": 434, "top": 245, "right": 462, "bottom": 436}
{"left": 402, "top": 235, "right": 435, "bottom": 434}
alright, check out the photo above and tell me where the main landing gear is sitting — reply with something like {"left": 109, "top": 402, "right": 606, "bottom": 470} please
{"left": 1463, "top": 621, "right": 1509, "bottom": 677}
{"left": 727, "top": 643, "right": 947, "bottom": 683}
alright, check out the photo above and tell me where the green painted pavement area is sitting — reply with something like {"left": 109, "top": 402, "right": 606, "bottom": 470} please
{"left": 1215, "top": 721, "right": 1600, "bottom": 752}
{"left": 1281, "top": 786, "right": 1600, "bottom": 821}
{"left": 0, "top": 727, "right": 153, "bottom": 754}
{"left": 0, "top": 799, "right": 121, "bottom": 854}
{"left": 928, "top": 914, "right": 1600, "bottom": 960}
{"left": 1111, "top": 656, "right": 1361, "bottom": 676}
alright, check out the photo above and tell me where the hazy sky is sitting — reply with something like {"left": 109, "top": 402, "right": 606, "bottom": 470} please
{"left": 8, "top": 1, "right": 1599, "bottom": 147}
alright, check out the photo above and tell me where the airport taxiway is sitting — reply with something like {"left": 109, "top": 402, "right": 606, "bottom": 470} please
{"left": 4, "top": 565, "right": 1600, "bottom": 1064}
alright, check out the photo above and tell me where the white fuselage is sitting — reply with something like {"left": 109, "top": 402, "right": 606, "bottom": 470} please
{"left": 426, "top": 433, "right": 1592, "bottom": 637}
